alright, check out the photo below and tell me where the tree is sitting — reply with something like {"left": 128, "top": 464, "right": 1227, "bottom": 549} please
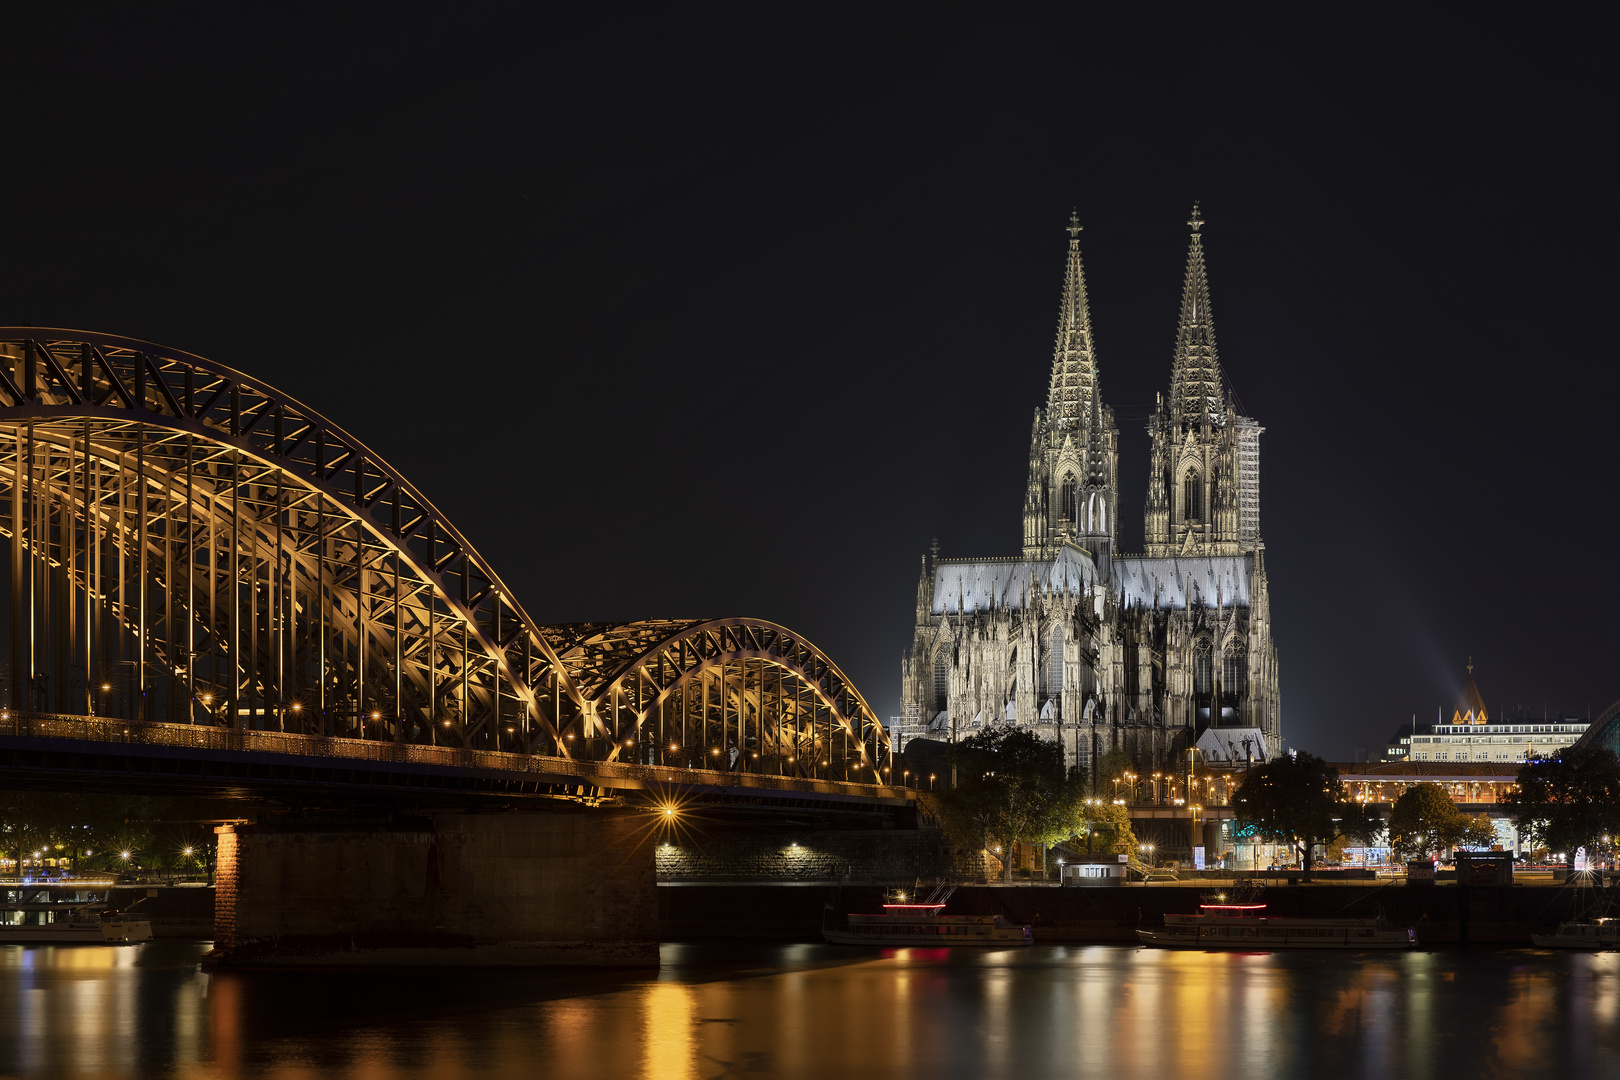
{"left": 935, "top": 728, "right": 1080, "bottom": 882}
{"left": 1070, "top": 799, "right": 1137, "bottom": 857}
{"left": 1388, "top": 782, "right": 1469, "bottom": 860}
{"left": 1460, "top": 814, "right": 1498, "bottom": 850}
{"left": 1506, "top": 747, "right": 1620, "bottom": 857}
{"left": 1231, "top": 752, "right": 1380, "bottom": 880}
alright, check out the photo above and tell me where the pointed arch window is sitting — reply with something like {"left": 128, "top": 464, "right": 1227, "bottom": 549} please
{"left": 1060, "top": 473, "right": 1078, "bottom": 529}
{"left": 933, "top": 650, "right": 949, "bottom": 714}
{"left": 1193, "top": 640, "right": 1213, "bottom": 697}
{"left": 1047, "top": 623, "right": 1065, "bottom": 700}
{"left": 1183, "top": 470, "right": 1202, "bottom": 523}
{"left": 1223, "top": 646, "right": 1246, "bottom": 698}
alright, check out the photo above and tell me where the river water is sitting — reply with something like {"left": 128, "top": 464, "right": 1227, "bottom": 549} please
{"left": 2, "top": 941, "right": 1617, "bottom": 1079}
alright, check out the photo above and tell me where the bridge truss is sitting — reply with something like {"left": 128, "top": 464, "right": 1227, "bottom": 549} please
{"left": 0, "top": 330, "right": 890, "bottom": 782}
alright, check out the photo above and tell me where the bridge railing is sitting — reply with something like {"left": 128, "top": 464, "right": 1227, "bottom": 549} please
{"left": 1, "top": 712, "right": 909, "bottom": 802}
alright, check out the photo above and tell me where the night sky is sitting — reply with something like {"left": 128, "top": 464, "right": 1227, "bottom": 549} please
{"left": 2, "top": 8, "right": 1613, "bottom": 758}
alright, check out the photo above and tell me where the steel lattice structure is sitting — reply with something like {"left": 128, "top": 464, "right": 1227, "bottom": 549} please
{"left": 541, "top": 619, "right": 888, "bottom": 777}
{"left": 0, "top": 330, "right": 890, "bottom": 781}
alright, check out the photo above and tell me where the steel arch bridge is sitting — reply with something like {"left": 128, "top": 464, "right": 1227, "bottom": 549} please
{"left": 0, "top": 329, "right": 891, "bottom": 786}
{"left": 1570, "top": 698, "right": 1620, "bottom": 757}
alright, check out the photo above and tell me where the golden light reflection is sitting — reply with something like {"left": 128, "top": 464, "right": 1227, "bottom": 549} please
{"left": 640, "top": 980, "right": 696, "bottom": 1080}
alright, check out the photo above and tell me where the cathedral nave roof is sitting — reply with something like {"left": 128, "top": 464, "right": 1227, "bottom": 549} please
{"left": 931, "top": 544, "right": 1097, "bottom": 615}
{"left": 1112, "top": 555, "right": 1253, "bottom": 610}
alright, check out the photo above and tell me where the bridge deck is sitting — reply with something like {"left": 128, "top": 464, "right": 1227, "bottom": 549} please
{"left": 0, "top": 713, "right": 911, "bottom": 809}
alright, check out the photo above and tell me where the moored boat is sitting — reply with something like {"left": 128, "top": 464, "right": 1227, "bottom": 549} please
{"left": 823, "top": 902, "right": 1033, "bottom": 945}
{"left": 1531, "top": 918, "right": 1620, "bottom": 949}
{"left": 1137, "top": 900, "right": 1415, "bottom": 949}
{"left": 0, "top": 906, "right": 152, "bottom": 945}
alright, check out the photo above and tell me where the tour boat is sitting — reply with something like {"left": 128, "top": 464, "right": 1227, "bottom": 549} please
{"left": 1531, "top": 918, "right": 1620, "bottom": 949}
{"left": 1137, "top": 901, "right": 1415, "bottom": 950}
{"left": 823, "top": 902, "right": 1033, "bottom": 946}
{"left": 0, "top": 909, "right": 152, "bottom": 945}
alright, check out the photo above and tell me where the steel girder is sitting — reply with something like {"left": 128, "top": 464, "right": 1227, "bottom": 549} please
{"left": 1572, "top": 698, "right": 1620, "bottom": 757}
{"left": 541, "top": 618, "right": 892, "bottom": 782}
{"left": 0, "top": 330, "right": 895, "bottom": 778}
{"left": 0, "top": 329, "right": 578, "bottom": 753}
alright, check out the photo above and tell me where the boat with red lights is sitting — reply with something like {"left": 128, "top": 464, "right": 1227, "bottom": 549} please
{"left": 823, "top": 889, "right": 1032, "bottom": 946}
{"left": 1136, "top": 899, "right": 1415, "bottom": 950}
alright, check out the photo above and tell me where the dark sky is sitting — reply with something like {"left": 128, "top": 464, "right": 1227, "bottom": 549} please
{"left": 2, "top": 7, "right": 1614, "bottom": 758}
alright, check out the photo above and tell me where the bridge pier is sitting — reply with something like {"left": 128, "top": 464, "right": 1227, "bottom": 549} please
{"left": 209, "top": 806, "right": 658, "bottom": 967}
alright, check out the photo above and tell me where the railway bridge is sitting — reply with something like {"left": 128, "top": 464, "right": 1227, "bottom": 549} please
{"left": 0, "top": 328, "right": 905, "bottom": 965}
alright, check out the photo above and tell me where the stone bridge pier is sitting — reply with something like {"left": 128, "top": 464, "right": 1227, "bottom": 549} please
{"left": 208, "top": 806, "right": 658, "bottom": 967}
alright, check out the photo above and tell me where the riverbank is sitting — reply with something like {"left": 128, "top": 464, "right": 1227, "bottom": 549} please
{"left": 658, "top": 880, "right": 1609, "bottom": 945}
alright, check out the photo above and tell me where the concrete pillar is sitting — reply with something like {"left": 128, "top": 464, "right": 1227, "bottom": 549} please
{"left": 209, "top": 806, "right": 658, "bottom": 967}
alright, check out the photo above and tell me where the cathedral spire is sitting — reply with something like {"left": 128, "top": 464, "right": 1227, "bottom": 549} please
{"left": 1168, "top": 202, "right": 1226, "bottom": 425}
{"left": 1046, "top": 210, "right": 1099, "bottom": 429}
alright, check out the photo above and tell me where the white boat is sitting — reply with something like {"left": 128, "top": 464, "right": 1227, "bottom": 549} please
{"left": 1136, "top": 901, "right": 1415, "bottom": 950}
{"left": 823, "top": 902, "right": 1033, "bottom": 945}
{"left": 0, "top": 908, "right": 152, "bottom": 945}
{"left": 1532, "top": 918, "right": 1620, "bottom": 949}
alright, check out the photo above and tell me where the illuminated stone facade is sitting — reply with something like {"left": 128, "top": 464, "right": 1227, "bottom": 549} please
{"left": 900, "top": 208, "right": 1282, "bottom": 777}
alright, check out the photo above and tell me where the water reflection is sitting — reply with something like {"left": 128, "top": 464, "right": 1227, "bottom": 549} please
{"left": 1, "top": 942, "right": 1617, "bottom": 1078}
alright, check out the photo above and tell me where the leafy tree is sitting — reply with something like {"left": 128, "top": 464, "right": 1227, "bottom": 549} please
{"left": 935, "top": 728, "right": 1080, "bottom": 882}
{"left": 1070, "top": 799, "right": 1137, "bottom": 856}
{"left": 1231, "top": 752, "right": 1381, "bottom": 880}
{"left": 1506, "top": 747, "right": 1620, "bottom": 857}
{"left": 1388, "top": 782, "right": 1469, "bottom": 859}
{"left": 1460, "top": 814, "right": 1499, "bottom": 850}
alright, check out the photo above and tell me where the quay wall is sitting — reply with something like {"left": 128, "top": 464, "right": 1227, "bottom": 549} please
{"left": 660, "top": 881, "right": 1609, "bottom": 946}
{"left": 655, "top": 826, "right": 991, "bottom": 884}
{"left": 108, "top": 885, "right": 214, "bottom": 938}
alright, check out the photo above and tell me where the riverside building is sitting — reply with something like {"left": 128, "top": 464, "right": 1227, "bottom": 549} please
{"left": 1406, "top": 661, "right": 1587, "bottom": 763}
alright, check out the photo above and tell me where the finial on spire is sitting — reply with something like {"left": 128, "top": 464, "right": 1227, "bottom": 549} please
{"left": 1067, "top": 210, "right": 1082, "bottom": 242}
{"left": 1187, "top": 201, "right": 1203, "bottom": 233}
{"left": 1467, "top": 655, "right": 1473, "bottom": 675}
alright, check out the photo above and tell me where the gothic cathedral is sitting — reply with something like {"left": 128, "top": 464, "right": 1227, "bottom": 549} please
{"left": 900, "top": 206, "right": 1282, "bottom": 776}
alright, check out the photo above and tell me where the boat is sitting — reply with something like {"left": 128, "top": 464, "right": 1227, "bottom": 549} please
{"left": 1532, "top": 916, "right": 1620, "bottom": 949}
{"left": 823, "top": 902, "right": 1033, "bottom": 945}
{"left": 1137, "top": 898, "right": 1415, "bottom": 949}
{"left": 0, "top": 905, "right": 153, "bottom": 945}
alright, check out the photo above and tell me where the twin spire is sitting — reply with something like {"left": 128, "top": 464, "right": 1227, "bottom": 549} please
{"left": 1046, "top": 203, "right": 1231, "bottom": 427}
{"left": 1045, "top": 210, "right": 1098, "bottom": 429}
{"left": 1168, "top": 201, "right": 1228, "bottom": 425}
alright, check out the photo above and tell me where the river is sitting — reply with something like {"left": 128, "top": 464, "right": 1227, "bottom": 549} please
{"left": 2, "top": 942, "right": 1616, "bottom": 1078}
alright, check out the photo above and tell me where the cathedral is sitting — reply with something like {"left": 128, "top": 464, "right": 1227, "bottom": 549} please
{"left": 900, "top": 206, "right": 1282, "bottom": 777}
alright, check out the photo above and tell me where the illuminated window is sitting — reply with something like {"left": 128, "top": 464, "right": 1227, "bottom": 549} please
{"left": 933, "top": 650, "right": 948, "bottom": 714}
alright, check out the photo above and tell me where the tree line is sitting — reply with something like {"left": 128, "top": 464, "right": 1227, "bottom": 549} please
{"left": 0, "top": 791, "right": 232, "bottom": 876}
{"left": 928, "top": 730, "right": 1620, "bottom": 881}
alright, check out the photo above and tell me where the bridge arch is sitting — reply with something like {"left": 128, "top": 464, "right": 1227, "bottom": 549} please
{"left": 1570, "top": 698, "right": 1620, "bottom": 756}
{"left": 542, "top": 618, "right": 887, "bottom": 780}
{"left": 0, "top": 330, "right": 890, "bottom": 777}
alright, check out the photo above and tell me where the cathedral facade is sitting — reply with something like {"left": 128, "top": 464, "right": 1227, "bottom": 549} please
{"left": 900, "top": 207, "right": 1282, "bottom": 777}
